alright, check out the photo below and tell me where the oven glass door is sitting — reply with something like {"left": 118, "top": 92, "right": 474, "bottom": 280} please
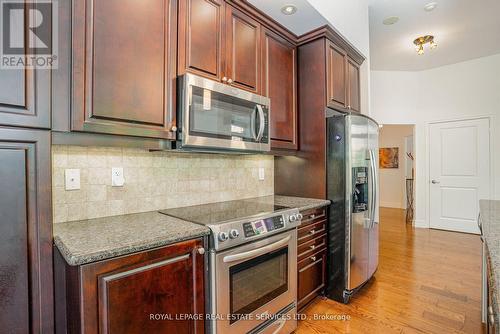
{"left": 215, "top": 230, "right": 297, "bottom": 333}
{"left": 189, "top": 86, "right": 269, "bottom": 144}
{"left": 230, "top": 247, "right": 288, "bottom": 322}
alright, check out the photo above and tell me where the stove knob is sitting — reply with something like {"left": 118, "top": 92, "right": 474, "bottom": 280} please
{"left": 289, "top": 214, "right": 298, "bottom": 222}
{"left": 229, "top": 229, "right": 240, "bottom": 239}
{"left": 218, "top": 231, "right": 229, "bottom": 242}
{"left": 297, "top": 213, "right": 303, "bottom": 220}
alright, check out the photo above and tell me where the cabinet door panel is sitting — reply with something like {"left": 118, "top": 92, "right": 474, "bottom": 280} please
{"left": 72, "top": 0, "right": 176, "bottom": 139}
{"left": 262, "top": 29, "right": 297, "bottom": 150}
{"left": 0, "top": 2, "right": 50, "bottom": 129}
{"left": 347, "top": 58, "right": 361, "bottom": 112}
{"left": 178, "top": 0, "right": 223, "bottom": 80}
{"left": 0, "top": 128, "right": 52, "bottom": 333}
{"left": 79, "top": 238, "right": 205, "bottom": 334}
{"left": 326, "top": 41, "right": 347, "bottom": 110}
{"left": 225, "top": 6, "right": 261, "bottom": 93}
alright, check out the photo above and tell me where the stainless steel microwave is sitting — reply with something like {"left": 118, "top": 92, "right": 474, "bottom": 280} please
{"left": 177, "top": 73, "right": 271, "bottom": 153}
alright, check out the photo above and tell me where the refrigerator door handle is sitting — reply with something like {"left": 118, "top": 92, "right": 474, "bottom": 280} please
{"left": 369, "top": 149, "right": 378, "bottom": 228}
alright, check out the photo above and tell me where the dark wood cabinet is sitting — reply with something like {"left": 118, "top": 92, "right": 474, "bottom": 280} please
{"left": 326, "top": 41, "right": 361, "bottom": 113}
{"left": 55, "top": 238, "right": 205, "bottom": 334}
{"left": 275, "top": 28, "right": 365, "bottom": 199}
{"left": 0, "top": 127, "right": 53, "bottom": 333}
{"left": 347, "top": 57, "right": 361, "bottom": 113}
{"left": 326, "top": 41, "right": 347, "bottom": 110}
{"left": 297, "top": 207, "right": 327, "bottom": 310}
{"left": 178, "top": 0, "right": 262, "bottom": 93}
{"left": 225, "top": 6, "right": 261, "bottom": 93}
{"left": 0, "top": 1, "right": 50, "bottom": 129}
{"left": 178, "top": 0, "right": 224, "bottom": 81}
{"left": 71, "top": 0, "right": 177, "bottom": 139}
{"left": 262, "top": 29, "right": 297, "bottom": 150}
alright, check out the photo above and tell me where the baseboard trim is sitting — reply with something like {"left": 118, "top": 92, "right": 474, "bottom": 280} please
{"left": 414, "top": 219, "right": 429, "bottom": 228}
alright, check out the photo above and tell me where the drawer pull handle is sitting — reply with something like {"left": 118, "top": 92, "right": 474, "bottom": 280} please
{"left": 310, "top": 245, "right": 315, "bottom": 250}
{"left": 310, "top": 256, "right": 316, "bottom": 261}
{"left": 309, "top": 230, "right": 315, "bottom": 235}
{"left": 310, "top": 214, "right": 316, "bottom": 219}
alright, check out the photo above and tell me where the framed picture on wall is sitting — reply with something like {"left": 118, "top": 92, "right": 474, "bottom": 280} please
{"left": 379, "top": 147, "right": 399, "bottom": 168}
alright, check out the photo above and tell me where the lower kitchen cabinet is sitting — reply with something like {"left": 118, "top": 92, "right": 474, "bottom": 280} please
{"left": 0, "top": 127, "right": 53, "bottom": 333}
{"left": 54, "top": 238, "right": 205, "bottom": 334}
{"left": 297, "top": 206, "right": 328, "bottom": 310}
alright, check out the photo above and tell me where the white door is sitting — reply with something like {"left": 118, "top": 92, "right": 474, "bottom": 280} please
{"left": 429, "top": 118, "right": 490, "bottom": 234}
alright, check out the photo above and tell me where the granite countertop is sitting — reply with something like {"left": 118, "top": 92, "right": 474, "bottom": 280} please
{"left": 54, "top": 195, "right": 330, "bottom": 267}
{"left": 53, "top": 211, "right": 210, "bottom": 266}
{"left": 270, "top": 195, "right": 330, "bottom": 212}
{"left": 479, "top": 200, "right": 500, "bottom": 329}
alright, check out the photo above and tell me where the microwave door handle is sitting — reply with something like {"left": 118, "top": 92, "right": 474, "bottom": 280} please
{"left": 223, "top": 235, "right": 291, "bottom": 263}
{"left": 256, "top": 105, "right": 265, "bottom": 142}
{"left": 250, "top": 107, "right": 258, "bottom": 140}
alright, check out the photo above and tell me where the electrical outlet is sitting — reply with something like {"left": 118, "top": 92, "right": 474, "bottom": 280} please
{"left": 258, "top": 167, "right": 265, "bottom": 181}
{"left": 65, "top": 169, "right": 81, "bottom": 190}
{"left": 112, "top": 167, "right": 125, "bottom": 187}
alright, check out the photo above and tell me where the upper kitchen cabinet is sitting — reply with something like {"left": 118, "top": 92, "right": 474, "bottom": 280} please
{"left": 178, "top": 0, "right": 224, "bottom": 81}
{"left": 224, "top": 6, "right": 261, "bottom": 93}
{"left": 324, "top": 38, "right": 363, "bottom": 113}
{"left": 326, "top": 41, "right": 347, "bottom": 111}
{"left": 0, "top": 1, "right": 50, "bottom": 129}
{"left": 347, "top": 57, "right": 361, "bottom": 113}
{"left": 70, "top": 0, "right": 177, "bottom": 139}
{"left": 178, "top": 1, "right": 262, "bottom": 93}
{"left": 262, "top": 29, "right": 297, "bottom": 150}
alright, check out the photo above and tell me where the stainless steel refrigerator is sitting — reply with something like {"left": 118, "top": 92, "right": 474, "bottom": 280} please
{"left": 325, "top": 108, "right": 379, "bottom": 303}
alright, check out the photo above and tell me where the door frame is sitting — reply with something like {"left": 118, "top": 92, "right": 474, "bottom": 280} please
{"left": 425, "top": 115, "right": 494, "bottom": 230}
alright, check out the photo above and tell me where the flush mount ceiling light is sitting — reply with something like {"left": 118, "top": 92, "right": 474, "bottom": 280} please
{"left": 281, "top": 4, "right": 297, "bottom": 15}
{"left": 424, "top": 2, "right": 438, "bottom": 12}
{"left": 413, "top": 35, "right": 437, "bottom": 55}
{"left": 382, "top": 16, "right": 399, "bottom": 25}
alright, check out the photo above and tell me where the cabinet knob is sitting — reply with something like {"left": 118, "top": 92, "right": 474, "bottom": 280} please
{"left": 309, "top": 230, "right": 315, "bottom": 235}
{"left": 197, "top": 247, "right": 205, "bottom": 255}
{"left": 222, "top": 77, "right": 228, "bottom": 83}
{"left": 310, "top": 245, "right": 316, "bottom": 250}
{"left": 310, "top": 214, "right": 316, "bottom": 219}
{"left": 310, "top": 256, "right": 317, "bottom": 261}
{"left": 227, "top": 78, "right": 233, "bottom": 84}
{"left": 171, "top": 126, "right": 177, "bottom": 132}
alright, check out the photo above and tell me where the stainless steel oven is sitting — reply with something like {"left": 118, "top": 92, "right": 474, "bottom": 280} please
{"left": 211, "top": 229, "right": 297, "bottom": 334}
{"left": 177, "top": 73, "right": 270, "bottom": 153}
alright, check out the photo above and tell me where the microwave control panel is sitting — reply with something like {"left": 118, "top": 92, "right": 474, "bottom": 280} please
{"left": 243, "top": 215, "right": 285, "bottom": 238}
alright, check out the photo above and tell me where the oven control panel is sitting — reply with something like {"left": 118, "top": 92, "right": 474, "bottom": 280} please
{"left": 242, "top": 215, "right": 285, "bottom": 238}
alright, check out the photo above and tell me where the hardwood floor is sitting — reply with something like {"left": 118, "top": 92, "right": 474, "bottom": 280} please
{"left": 296, "top": 207, "right": 483, "bottom": 334}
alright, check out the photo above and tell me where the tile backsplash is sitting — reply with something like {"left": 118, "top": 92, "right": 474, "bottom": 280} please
{"left": 52, "top": 145, "right": 274, "bottom": 223}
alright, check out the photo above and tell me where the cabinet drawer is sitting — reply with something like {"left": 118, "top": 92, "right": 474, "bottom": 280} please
{"left": 298, "top": 234, "right": 327, "bottom": 262}
{"left": 297, "top": 248, "right": 326, "bottom": 310}
{"left": 298, "top": 220, "right": 327, "bottom": 245}
{"left": 299, "top": 207, "right": 326, "bottom": 227}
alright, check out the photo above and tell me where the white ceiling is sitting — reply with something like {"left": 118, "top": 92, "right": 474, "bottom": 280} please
{"left": 369, "top": 0, "right": 500, "bottom": 71}
{"left": 247, "top": 0, "right": 328, "bottom": 36}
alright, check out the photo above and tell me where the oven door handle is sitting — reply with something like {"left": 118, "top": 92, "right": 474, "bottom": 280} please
{"left": 223, "top": 235, "right": 291, "bottom": 263}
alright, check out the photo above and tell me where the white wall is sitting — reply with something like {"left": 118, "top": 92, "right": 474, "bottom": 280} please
{"left": 371, "top": 53, "right": 500, "bottom": 227}
{"left": 379, "top": 125, "right": 414, "bottom": 209}
{"left": 306, "top": 0, "right": 371, "bottom": 115}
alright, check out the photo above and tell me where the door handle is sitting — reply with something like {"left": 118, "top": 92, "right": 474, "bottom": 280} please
{"left": 255, "top": 105, "right": 265, "bottom": 142}
{"left": 223, "top": 235, "right": 290, "bottom": 263}
{"left": 431, "top": 180, "right": 440, "bottom": 184}
{"left": 250, "top": 107, "right": 258, "bottom": 140}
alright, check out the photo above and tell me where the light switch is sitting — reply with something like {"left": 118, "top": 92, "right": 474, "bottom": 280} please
{"left": 258, "top": 167, "right": 265, "bottom": 181}
{"left": 65, "top": 169, "right": 81, "bottom": 190}
{"left": 112, "top": 167, "right": 125, "bottom": 187}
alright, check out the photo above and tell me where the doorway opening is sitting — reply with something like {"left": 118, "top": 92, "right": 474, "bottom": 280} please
{"left": 378, "top": 124, "right": 415, "bottom": 224}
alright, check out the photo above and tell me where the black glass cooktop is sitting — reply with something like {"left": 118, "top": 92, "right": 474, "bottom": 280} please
{"left": 159, "top": 196, "right": 288, "bottom": 226}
